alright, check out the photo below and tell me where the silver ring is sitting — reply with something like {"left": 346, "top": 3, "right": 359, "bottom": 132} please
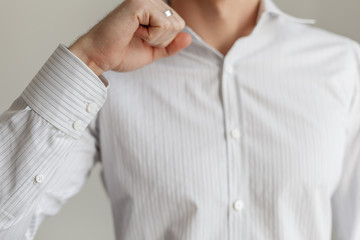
{"left": 164, "top": 9, "right": 173, "bottom": 17}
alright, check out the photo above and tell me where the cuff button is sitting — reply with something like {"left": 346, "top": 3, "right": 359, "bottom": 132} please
{"left": 86, "top": 102, "right": 97, "bottom": 114}
{"left": 73, "top": 120, "right": 83, "bottom": 131}
{"left": 34, "top": 174, "right": 45, "bottom": 184}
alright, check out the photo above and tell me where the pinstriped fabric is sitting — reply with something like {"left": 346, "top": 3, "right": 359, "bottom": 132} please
{"left": 1, "top": 0, "right": 360, "bottom": 239}
{"left": 21, "top": 44, "right": 107, "bottom": 139}
{"left": 0, "top": 44, "right": 106, "bottom": 239}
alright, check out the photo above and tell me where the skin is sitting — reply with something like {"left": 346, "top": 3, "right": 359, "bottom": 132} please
{"left": 69, "top": 0, "right": 260, "bottom": 83}
{"left": 170, "top": 0, "right": 261, "bottom": 55}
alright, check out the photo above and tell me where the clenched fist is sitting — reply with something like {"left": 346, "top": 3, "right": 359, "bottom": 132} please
{"left": 69, "top": 0, "right": 192, "bottom": 80}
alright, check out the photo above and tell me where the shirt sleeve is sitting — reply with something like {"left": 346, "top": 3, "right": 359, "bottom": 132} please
{"left": 331, "top": 41, "right": 360, "bottom": 240}
{"left": 0, "top": 44, "right": 107, "bottom": 238}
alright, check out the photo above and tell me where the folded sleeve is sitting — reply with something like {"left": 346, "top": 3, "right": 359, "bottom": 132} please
{"left": 0, "top": 44, "right": 108, "bottom": 238}
{"left": 331, "top": 41, "right": 360, "bottom": 240}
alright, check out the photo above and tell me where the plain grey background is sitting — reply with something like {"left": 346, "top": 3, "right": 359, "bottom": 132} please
{"left": 0, "top": 0, "right": 359, "bottom": 239}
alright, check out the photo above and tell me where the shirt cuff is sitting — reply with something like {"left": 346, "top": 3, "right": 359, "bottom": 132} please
{"left": 21, "top": 44, "right": 108, "bottom": 139}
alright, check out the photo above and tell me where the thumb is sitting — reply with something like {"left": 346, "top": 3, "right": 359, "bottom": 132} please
{"left": 153, "top": 32, "right": 192, "bottom": 60}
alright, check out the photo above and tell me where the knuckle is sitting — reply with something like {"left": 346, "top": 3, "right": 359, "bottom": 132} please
{"left": 173, "top": 18, "right": 185, "bottom": 31}
{"left": 145, "top": 34, "right": 156, "bottom": 44}
{"left": 162, "top": 21, "right": 171, "bottom": 30}
{"left": 148, "top": 29, "right": 160, "bottom": 42}
{"left": 157, "top": 42, "right": 167, "bottom": 48}
{"left": 143, "top": 33, "right": 151, "bottom": 41}
{"left": 179, "top": 18, "right": 186, "bottom": 28}
{"left": 147, "top": 34, "right": 159, "bottom": 44}
{"left": 175, "top": 21, "right": 183, "bottom": 31}
{"left": 147, "top": 40, "right": 157, "bottom": 46}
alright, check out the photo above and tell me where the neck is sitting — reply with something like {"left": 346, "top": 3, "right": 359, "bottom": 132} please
{"left": 170, "top": 0, "right": 261, "bottom": 55}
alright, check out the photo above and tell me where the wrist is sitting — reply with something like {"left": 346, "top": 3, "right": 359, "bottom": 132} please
{"left": 69, "top": 37, "right": 106, "bottom": 78}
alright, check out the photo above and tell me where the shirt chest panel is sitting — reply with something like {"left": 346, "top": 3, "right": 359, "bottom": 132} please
{"left": 231, "top": 52, "right": 349, "bottom": 194}
{"left": 99, "top": 46, "right": 351, "bottom": 207}
{"left": 100, "top": 61, "right": 229, "bottom": 206}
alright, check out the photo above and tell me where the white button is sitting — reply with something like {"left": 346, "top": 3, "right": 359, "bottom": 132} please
{"left": 73, "top": 120, "right": 83, "bottom": 131}
{"left": 230, "top": 128, "right": 241, "bottom": 139}
{"left": 86, "top": 102, "right": 97, "bottom": 114}
{"left": 224, "top": 67, "right": 234, "bottom": 75}
{"left": 34, "top": 175, "right": 45, "bottom": 184}
{"left": 233, "top": 199, "right": 244, "bottom": 212}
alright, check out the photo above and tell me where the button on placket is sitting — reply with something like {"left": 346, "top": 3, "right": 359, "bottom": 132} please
{"left": 233, "top": 199, "right": 244, "bottom": 212}
{"left": 230, "top": 128, "right": 241, "bottom": 140}
{"left": 224, "top": 66, "right": 234, "bottom": 76}
{"left": 222, "top": 61, "right": 246, "bottom": 235}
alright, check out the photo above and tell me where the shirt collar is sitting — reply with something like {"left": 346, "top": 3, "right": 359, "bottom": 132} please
{"left": 166, "top": 0, "right": 315, "bottom": 25}
{"left": 180, "top": 0, "right": 316, "bottom": 58}
{"left": 258, "top": 0, "right": 316, "bottom": 24}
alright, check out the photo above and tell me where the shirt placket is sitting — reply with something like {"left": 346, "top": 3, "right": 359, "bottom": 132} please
{"left": 221, "top": 55, "right": 248, "bottom": 239}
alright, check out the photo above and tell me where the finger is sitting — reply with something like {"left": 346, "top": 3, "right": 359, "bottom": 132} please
{"left": 153, "top": 31, "right": 177, "bottom": 48}
{"left": 147, "top": 17, "right": 172, "bottom": 46}
{"left": 134, "top": 25, "right": 150, "bottom": 40}
{"left": 166, "top": 32, "right": 192, "bottom": 56}
{"left": 135, "top": 8, "right": 170, "bottom": 44}
{"left": 135, "top": 24, "right": 176, "bottom": 48}
{"left": 153, "top": 32, "right": 192, "bottom": 60}
{"left": 153, "top": 9, "right": 185, "bottom": 45}
{"left": 137, "top": 6, "right": 184, "bottom": 46}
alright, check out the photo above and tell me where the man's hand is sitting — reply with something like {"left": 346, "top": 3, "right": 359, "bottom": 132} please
{"left": 69, "top": 0, "right": 192, "bottom": 78}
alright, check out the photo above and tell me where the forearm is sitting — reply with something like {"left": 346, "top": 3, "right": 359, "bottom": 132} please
{"left": 0, "top": 45, "right": 107, "bottom": 232}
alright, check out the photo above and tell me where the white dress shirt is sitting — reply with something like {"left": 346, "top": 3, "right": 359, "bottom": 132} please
{"left": 1, "top": 0, "right": 360, "bottom": 239}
